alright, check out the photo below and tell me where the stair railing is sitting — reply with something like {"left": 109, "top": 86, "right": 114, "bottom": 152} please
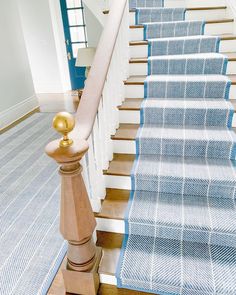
{"left": 45, "top": 0, "right": 129, "bottom": 294}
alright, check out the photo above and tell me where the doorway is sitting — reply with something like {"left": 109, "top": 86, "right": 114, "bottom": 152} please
{"left": 60, "top": 0, "right": 88, "bottom": 90}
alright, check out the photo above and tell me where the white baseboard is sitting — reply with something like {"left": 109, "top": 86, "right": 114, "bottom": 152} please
{"left": 0, "top": 95, "right": 39, "bottom": 130}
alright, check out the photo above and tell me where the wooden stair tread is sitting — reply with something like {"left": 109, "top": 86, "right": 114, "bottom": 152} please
{"left": 129, "top": 34, "right": 236, "bottom": 46}
{"left": 225, "top": 52, "right": 236, "bottom": 61}
{"left": 125, "top": 75, "right": 236, "bottom": 85}
{"left": 111, "top": 124, "right": 139, "bottom": 140}
{"left": 119, "top": 98, "right": 143, "bottom": 110}
{"left": 112, "top": 124, "right": 139, "bottom": 141}
{"left": 96, "top": 189, "right": 129, "bottom": 220}
{"left": 95, "top": 189, "right": 130, "bottom": 220}
{"left": 104, "top": 154, "right": 135, "bottom": 176}
{"left": 129, "top": 6, "right": 227, "bottom": 13}
{"left": 104, "top": 154, "right": 134, "bottom": 176}
{"left": 112, "top": 124, "right": 236, "bottom": 141}
{"left": 186, "top": 6, "right": 227, "bottom": 11}
{"left": 125, "top": 75, "right": 146, "bottom": 84}
{"left": 119, "top": 98, "right": 236, "bottom": 111}
{"left": 130, "top": 52, "right": 236, "bottom": 63}
{"left": 130, "top": 19, "right": 234, "bottom": 29}
{"left": 105, "top": 6, "right": 227, "bottom": 15}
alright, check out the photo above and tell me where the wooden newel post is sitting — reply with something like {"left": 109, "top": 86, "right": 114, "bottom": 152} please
{"left": 45, "top": 112, "right": 102, "bottom": 295}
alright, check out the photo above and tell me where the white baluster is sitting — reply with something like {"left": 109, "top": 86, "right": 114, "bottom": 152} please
{"left": 92, "top": 115, "right": 106, "bottom": 199}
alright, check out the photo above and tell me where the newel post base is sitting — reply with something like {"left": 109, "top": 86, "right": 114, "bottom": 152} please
{"left": 62, "top": 247, "right": 102, "bottom": 295}
{"left": 45, "top": 112, "right": 102, "bottom": 295}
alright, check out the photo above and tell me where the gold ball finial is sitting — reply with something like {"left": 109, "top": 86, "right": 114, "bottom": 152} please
{"left": 53, "top": 112, "right": 75, "bottom": 148}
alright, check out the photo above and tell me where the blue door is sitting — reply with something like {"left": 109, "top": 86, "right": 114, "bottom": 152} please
{"left": 60, "top": 0, "right": 88, "bottom": 90}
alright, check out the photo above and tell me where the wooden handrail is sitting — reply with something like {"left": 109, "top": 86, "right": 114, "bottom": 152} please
{"left": 71, "top": 0, "right": 127, "bottom": 140}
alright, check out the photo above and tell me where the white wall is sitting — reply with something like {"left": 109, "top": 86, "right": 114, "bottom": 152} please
{"left": 17, "top": 0, "right": 71, "bottom": 94}
{"left": 84, "top": 3, "right": 104, "bottom": 47}
{"left": 0, "top": 0, "right": 38, "bottom": 129}
{"left": 83, "top": 0, "right": 105, "bottom": 26}
{"left": 226, "top": 0, "right": 236, "bottom": 33}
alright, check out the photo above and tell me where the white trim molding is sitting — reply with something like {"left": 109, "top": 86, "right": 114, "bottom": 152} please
{"left": 0, "top": 95, "right": 39, "bottom": 130}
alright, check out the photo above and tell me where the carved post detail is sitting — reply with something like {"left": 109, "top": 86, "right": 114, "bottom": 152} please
{"left": 45, "top": 112, "right": 102, "bottom": 295}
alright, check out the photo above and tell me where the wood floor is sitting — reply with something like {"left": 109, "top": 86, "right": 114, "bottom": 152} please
{"left": 49, "top": 280, "right": 150, "bottom": 295}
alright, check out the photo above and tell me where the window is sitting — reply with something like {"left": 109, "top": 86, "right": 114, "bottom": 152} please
{"left": 66, "top": 0, "right": 87, "bottom": 58}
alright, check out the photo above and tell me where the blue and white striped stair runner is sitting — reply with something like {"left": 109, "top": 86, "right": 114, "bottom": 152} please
{"left": 117, "top": 1, "right": 236, "bottom": 294}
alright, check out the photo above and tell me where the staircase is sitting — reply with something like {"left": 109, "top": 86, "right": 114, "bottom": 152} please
{"left": 94, "top": 0, "right": 236, "bottom": 294}
{"left": 44, "top": 0, "right": 236, "bottom": 294}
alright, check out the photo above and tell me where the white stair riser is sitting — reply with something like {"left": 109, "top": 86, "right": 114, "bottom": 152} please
{"left": 100, "top": 274, "right": 117, "bottom": 286}
{"left": 129, "top": 22, "right": 234, "bottom": 41}
{"left": 119, "top": 109, "right": 236, "bottom": 127}
{"left": 130, "top": 39, "right": 236, "bottom": 58}
{"left": 129, "top": 60, "right": 236, "bottom": 76}
{"left": 97, "top": 217, "right": 125, "bottom": 234}
{"left": 106, "top": 175, "right": 131, "bottom": 190}
{"left": 113, "top": 140, "right": 136, "bottom": 154}
{"left": 129, "top": 10, "right": 227, "bottom": 26}
{"left": 125, "top": 84, "right": 236, "bottom": 100}
{"left": 107, "top": 171, "right": 236, "bottom": 191}
{"left": 96, "top": 217, "right": 124, "bottom": 233}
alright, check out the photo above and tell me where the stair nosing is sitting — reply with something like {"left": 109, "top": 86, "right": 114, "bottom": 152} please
{"left": 130, "top": 19, "right": 234, "bottom": 29}
{"left": 105, "top": 6, "right": 227, "bottom": 14}
{"left": 129, "top": 35, "right": 236, "bottom": 46}
{"left": 124, "top": 75, "right": 236, "bottom": 85}
{"left": 119, "top": 98, "right": 236, "bottom": 111}
{"left": 129, "top": 53, "right": 236, "bottom": 63}
{"left": 129, "top": 6, "right": 227, "bottom": 13}
{"left": 111, "top": 124, "right": 236, "bottom": 141}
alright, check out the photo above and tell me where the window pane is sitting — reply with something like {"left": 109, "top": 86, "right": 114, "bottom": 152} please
{"left": 66, "top": 0, "right": 82, "bottom": 8}
{"left": 70, "top": 27, "right": 86, "bottom": 43}
{"left": 73, "top": 43, "right": 87, "bottom": 58}
{"left": 68, "top": 9, "right": 84, "bottom": 26}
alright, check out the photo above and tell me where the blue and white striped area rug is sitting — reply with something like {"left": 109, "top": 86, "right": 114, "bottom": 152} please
{"left": 0, "top": 113, "right": 67, "bottom": 295}
{"left": 117, "top": 1, "right": 236, "bottom": 294}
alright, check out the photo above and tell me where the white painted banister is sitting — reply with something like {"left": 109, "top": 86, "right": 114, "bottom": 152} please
{"left": 71, "top": 0, "right": 128, "bottom": 140}
{"left": 67, "top": 0, "right": 129, "bottom": 212}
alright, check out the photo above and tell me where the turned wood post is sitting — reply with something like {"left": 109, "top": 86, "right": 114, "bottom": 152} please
{"left": 45, "top": 112, "right": 102, "bottom": 295}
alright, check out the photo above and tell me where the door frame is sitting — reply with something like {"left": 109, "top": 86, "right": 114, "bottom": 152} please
{"left": 59, "top": 0, "right": 87, "bottom": 90}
